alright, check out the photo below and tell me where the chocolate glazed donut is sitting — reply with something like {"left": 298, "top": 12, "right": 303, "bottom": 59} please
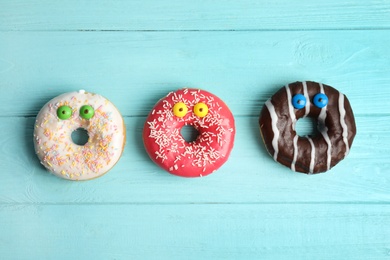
{"left": 259, "top": 81, "right": 356, "bottom": 174}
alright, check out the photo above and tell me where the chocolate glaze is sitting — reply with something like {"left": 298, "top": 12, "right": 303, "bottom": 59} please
{"left": 259, "top": 81, "right": 356, "bottom": 174}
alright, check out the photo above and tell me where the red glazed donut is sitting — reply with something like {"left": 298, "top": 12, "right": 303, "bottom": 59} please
{"left": 259, "top": 81, "right": 356, "bottom": 174}
{"left": 143, "top": 88, "right": 235, "bottom": 177}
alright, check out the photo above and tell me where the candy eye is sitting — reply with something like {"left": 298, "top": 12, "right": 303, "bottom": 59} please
{"left": 57, "top": 105, "right": 72, "bottom": 120}
{"left": 292, "top": 94, "right": 306, "bottom": 109}
{"left": 79, "top": 105, "right": 95, "bottom": 119}
{"left": 173, "top": 102, "right": 188, "bottom": 118}
{"left": 194, "top": 103, "right": 209, "bottom": 118}
{"left": 313, "top": 93, "right": 328, "bottom": 108}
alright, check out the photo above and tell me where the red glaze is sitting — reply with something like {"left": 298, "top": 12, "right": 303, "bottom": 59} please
{"left": 143, "top": 88, "right": 235, "bottom": 177}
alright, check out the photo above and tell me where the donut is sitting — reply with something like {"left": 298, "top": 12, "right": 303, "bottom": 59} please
{"left": 33, "top": 90, "right": 126, "bottom": 180}
{"left": 259, "top": 81, "right": 356, "bottom": 174}
{"left": 143, "top": 88, "right": 235, "bottom": 177}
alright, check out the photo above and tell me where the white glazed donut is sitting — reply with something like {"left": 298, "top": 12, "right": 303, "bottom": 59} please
{"left": 33, "top": 90, "right": 126, "bottom": 180}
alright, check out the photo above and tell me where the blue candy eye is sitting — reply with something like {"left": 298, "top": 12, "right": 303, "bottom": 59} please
{"left": 292, "top": 94, "right": 306, "bottom": 109}
{"left": 313, "top": 93, "right": 328, "bottom": 108}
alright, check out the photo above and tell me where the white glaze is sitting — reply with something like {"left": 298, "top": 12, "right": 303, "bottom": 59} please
{"left": 265, "top": 99, "right": 279, "bottom": 161}
{"left": 33, "top": 91, "right": 126, "bottom": 180}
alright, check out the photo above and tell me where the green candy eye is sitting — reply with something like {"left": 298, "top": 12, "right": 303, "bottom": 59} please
{"left": 79, "top": 105, "right": 95, "bottom": 120}
{"left": 57, "top": 105, "right": 72, "bottom": 120}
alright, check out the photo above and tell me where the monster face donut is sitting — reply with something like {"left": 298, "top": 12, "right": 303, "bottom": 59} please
{"left": 34, "top": 90, "right": 126, "bottom": 180}
{"left": 143, "top": 88, "right": 235, "bottom": 177}
{"left": 259, "top": 81, "right": 356, "bottom": 174}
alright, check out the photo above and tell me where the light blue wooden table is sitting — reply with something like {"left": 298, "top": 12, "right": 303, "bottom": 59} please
{"left": 1, "top": 1, "right": 390, "bottom": 259}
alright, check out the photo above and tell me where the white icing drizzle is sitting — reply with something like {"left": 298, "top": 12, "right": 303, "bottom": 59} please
{"left": 285, "top": 85, "right": 297, "bottom": 129}
{"left": 265, "top": 100, "right": 279, "bottom": 161}
{"left": 291, "top": 135, "right": 299, "bottom": 171}
{"left": 318, "top": 83, "right": 332, "bottom": 171}
{"left": 285, "top": 84, "right": 299, "bottom": 171}
{"left": 307, "top": 137, "right": 315, "bottom": 173}
{"left": 302, "top": 81, "right": 310, "bottom": 116}
{"left": 338, "top": 93, "right": 350, "bottom": 156}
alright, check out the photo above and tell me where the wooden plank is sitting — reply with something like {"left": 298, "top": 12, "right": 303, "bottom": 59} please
{"left": 1, "top": 31, "right": 389, "bottom": 117}
{"left": 1, "top": 0, "right": 390, "bottom": 31}
{"left": 1, "top": 116, "right": 389, "bottom": 204}
{"left": 1, "top": 204, "right": 389, "bottom": 259}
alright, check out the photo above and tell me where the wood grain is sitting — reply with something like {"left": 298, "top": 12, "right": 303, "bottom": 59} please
{"left": 1, "top": 31, "right": 389, "bottom": 117}
{"left": 1, "top": 0, "right": 390, "bottom": 30}
{"left": 1, "top": 204, "right": 390, "bottom": 259}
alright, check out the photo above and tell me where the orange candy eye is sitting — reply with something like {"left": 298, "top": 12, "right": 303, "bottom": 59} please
{"left": 194, "top": 103, "right": 209, "bottom": 118}
{"left": 173, "top": 102, "right": 188, "bottom": 118}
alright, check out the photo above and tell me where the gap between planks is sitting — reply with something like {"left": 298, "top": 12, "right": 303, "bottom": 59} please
{"left": 2, "top": 28, "right": 390, "bottom": 32}
{"left": 1, "top": 201, "right": 390, "bottom": 206}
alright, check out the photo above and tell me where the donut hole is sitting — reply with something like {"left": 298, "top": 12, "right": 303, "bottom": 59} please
{"left": 295, "top": 117, "right": 320, "bottom": 137}
{"left": 71, "top": 128, "right": 89, "bottom": 146}
{"left": 180, "top": 125, "right": 199, "bottom": 143}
